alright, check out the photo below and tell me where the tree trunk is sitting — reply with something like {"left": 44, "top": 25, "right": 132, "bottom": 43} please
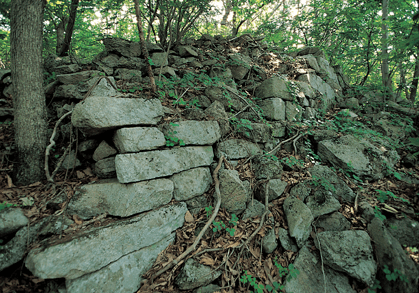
{"left": 58, "top": 0, "right": 79, "bottom": 57}
{"left": 55, "top": 17, "right": 67, "bottom": 55}
{"left": 381, "top": 0, "right": 393, "bottom": 100}
{"left": 134, "top": 0, "right": 156, "bottom": 94}
{"left": 410, "top": 56, "right": 419, "bottom": 102}
{"left": 11, "top": 0, "right": 47, "bottom": 185}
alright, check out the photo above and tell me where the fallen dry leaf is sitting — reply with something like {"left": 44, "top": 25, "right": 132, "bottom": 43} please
{"left": 184, "top": 211, "right": 194, "bottom": 223}
{"left": 6, "top": 174, "right": 14, "bottom": 188}
{"left": 73, "top": 214, "right": 83, "bottom": 225}
{"left": 200, "top": 257, "right": 215, "bottom": 266}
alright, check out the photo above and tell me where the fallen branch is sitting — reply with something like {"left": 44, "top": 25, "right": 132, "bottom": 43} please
{"left": 267, "top": 132, "right": 300, "bottom": 156}
{"left": 223, "top": 86, "right": 264, "bottom": 122}
{"left": 145, "top": 156, "right": 225, "bottom": 284}
{"left": 292, "top": 133, "right": 304, "bottom": 156}
{"left": 45, "top": 111, "right": 73, "bottom": 182}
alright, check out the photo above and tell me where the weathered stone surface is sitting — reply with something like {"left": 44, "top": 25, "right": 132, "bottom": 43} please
{"left": 57, "top": 70, "right": 101, "bottom": 84}
{"left": 368, "top": 218, "right": 419, "bottom": 293}
{"left": 54, "top": 64, "right": 81, "bottom": 75}
{"left": 316, "top": 57, "right": 342, "bottom": 91}
{"left": 66, "top": 233, "right": 175, "bottom": 293}
{"left": 255, "top": 77, "right": 294, "bottom": 100}
{"left": 238, "top": 122, "right": 271, "bottom": 143}
{"left": 78, "top": 139, "right": 99, "bottom": 152}
{"left": 71, "top": 97, "right": 163, "bottom": 136}
{"left": 215, "top": 139, "right": 261, "bottom": 159}
{"left": 255, "top": 179, "right": 287, "bottom": 202}
{"left": 204, "top": 86, "right": 244, "bottom": 111}
{"left": 305, "top": 190, "right": 341, "bottom": 218}
{"left": 285, "top": 101, "right": 302, "bottom": 122}
{"left": 315, "top": 212, "right": 351, "bottom": 232}
{"left": 257, "top": 98, "right": 285, "bottom": 121}
{"left": 93, "top": 140, "right": 117, "bottom": 162}
{"left": 53, "top": 84, "right": 82, "bottom": 99}
{"left": 89, "top": 77, "right": 119, "bottom": 97}
{"left": 271, "top": 122, "right": 286, "bottom": 138}
{"left": 114, "top": 69, "right": 143, "bottom": 82}
{"left": 176, "top": 258, "right": 222, "bottom": 290}
{"left": 61, "top": 150, "right": 81, "bottom": 170}
{"left": 94, "top": 157, "right": 116, "bottom": 179}
{"left": 102, "top": 38, "right": 142, "bottom": 57}
{"left": 252, "top": 155, "right": 283, "bottom": 180}
{"left": 204, "top": 101, "right": 230, "bottom": 136}
{"left": 161, "top": 121, "right": 221, "bottom": 146}
{"left": 113, "top": 127, "right": 166, "bottom": 153}
{"left": 151, "top": 52, "right": 168, "bottom": 67}
{"left": 99, "top": 54, "right": 120, "bottom": 68}
{"left": 290, "top": 182, "right": 312, "bottom": 202}
{"left": 318, "top": 135, "right": 400, "bottom": 181}
{"left": 283, "top": 196, "right": 314, "bottom": 248}
{"left": 315, "top": 230, "right": 376, "bottom": 286}
{"left": 170, "top": 167, "right": 212, "bottom": 201}
{"left": 387, "top": 217, "right": 419, "bottom": 247}
{"left": 284, "top": 246, "right": 356, "bottom": 293}
{"left": 262, "top": 228, "right": 277, "bottom": 254}
{"left": 219, "top": 169, "right": 249, "bottom": 215}
{"left": 0, "top": 208, "right": 29, "bottom": 238}
{"left": 277, "top": 228, "right": 298, "bottom": 252}
{"left": 116, "top": 146, "right": 214, "bottom": 183}
{"left": 242, "top": 199, "right": 265, "bottom": 220}
{"left": 228, "top": 54, "right": 251, "bottom": 80}
{"left": 178, "top": 46, "right": 198, "bottom": 57}
{"left": 298, "top": 55, "right": 320, "bottom": 72}
{"left": 67, "top": 178, "right": 173, "bottom": 219}
{"left": 184, "top": 194, "right": 209, "bottom": 215}
{"left": 297, "top": 73, "right": 335, "bottom": 110}
{"left": 26, "top": 203, "right": 187, "bottom": 280}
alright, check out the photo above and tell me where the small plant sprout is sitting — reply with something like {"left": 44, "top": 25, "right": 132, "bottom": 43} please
{"left": 205, "top": 206, "right": 213, "bottom": 218}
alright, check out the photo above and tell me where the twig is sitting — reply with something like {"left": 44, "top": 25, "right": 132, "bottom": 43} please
{"left": 145, "top": 156, "right": 225, "bottom": 284}
{"left": 228, "top": 105, "right": 250, "bottom": 120}
{"left": 267, "top": 132, "right": 300, "bottom": 156}
{"left": 223, "top": 86, "right": 264, "bottom": 122}
{"left": 64, "top": 213, "right": 108, "bottom": 234}
{"left": 354, "top": 192, "right": 359, "bottom": 214}
{"left": 45, "top": 111, "right": 73, "bottom": 183}
{"left": 292, "top": 133, "right": 304, "bottom": 156}
{"left": 313, "top": 222, "right": 327, "bottom": 293}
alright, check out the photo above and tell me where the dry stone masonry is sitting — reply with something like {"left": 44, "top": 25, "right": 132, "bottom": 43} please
{"left": 0, "top": 35, "right": 418, "bottom": 293}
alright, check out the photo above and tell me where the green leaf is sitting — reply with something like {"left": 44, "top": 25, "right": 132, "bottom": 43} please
{"left": 393, "top": 172, "right": 401, "bottom": 180}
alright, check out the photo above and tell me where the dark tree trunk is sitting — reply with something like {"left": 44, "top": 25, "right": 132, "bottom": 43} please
{"left": 11, "top": 0, "right": 47, "bottom": 185}
{"left": 134, "top": 0, "right": 156, "bottom": 94}
{"left": 58, "top": 0, "right": 79, "bottom": 57}
{"left": 56, "top": 17, "right": 67, "bottom": 55}
{"left": 410, "top": 57, "right": 419, "bottom": 102}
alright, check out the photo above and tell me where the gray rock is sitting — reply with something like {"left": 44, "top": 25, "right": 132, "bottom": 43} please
{"left": 318, "top": 135, "right": 400, "bottom": 181}
{"left": 284, "top": 246, "right": 356, "bottom": 293}
{"left": 178, "top": 45, "right": 198, "bottom": 57}
{"left": 114, "top": 68, "right": 143, "bottom": 82}
{"left": 102, "top": 38, "right": 142, "bottom": 57}
{"left": 94, "top": 157, "right": 116, "bottom": 179}
{"left": 0, "top": 208, "right": 29, "bottom": 238}
{"left": 297, "top": 54, "right": 320, "bottom": 72}
{"left": 185, "top": 194, "right": 209, "bottom": 215}
{"left": 255, "top": 179, "right": 287, "bottom": 202}
{"left": 387, "top": 217, "right": 419, "bottom": 248}
{"left": 309, "top": 164, "right": 355, "bottom": 203}
{"left": 238, "top": 122, "right": 271, "bottom": 143}
{"left": 219, "top": 169, "right": 249, "bottom": 215}
{"left": 54, "top": 84, "right": 83, "bottom": 99}
{"left": 340, "top": 97, "right": 359, "bottom": 109}
{"left": 242, "top": 199, "right": 265, "bottom": 220}
{"left": 0, "top": 69, "right": 11, "bottom": 81}
{"left": 54, "top": 64, "right": 81, "bottom": 74}
{"left": 57, "top": 70, "right": 101, "bottom": 84}
{"left": 67, "top": 178, "right": 173, "bottom": 219}
{"left": 283, "top": 196, "right": 314, "bottom": 247}
{"left": 175, "top": 258, "right": 222, "bottom": 290}
{"left": 285, "top": 101, "right": 302, "bottom": 122}
{"left": 61, "top": 150, "right": 81, "bottom": 170}
{"left": 257, "top": 98, "right": 285, "bottom": 121}
{"left": 255, "top": 77, "right": 294, "bottom": 101}
{"left": 204, "top": 86, "right": 244, "bottom": 111}
{"left": 193, "top": 284, "right": 222, "bottom": 293}
{"left": 89, "top": 77, "right": 119, "bottom": 97}
{"left": 215, "top": 139, "right": 261, "bottom": 159}
{"left": 368, "top": 217, "right": 418, "bottom": 293}
{"left": 262, "top": 228, "right": 277, "bottom": 254}
{"left": 71, "top": 97, "right": 163, "bottom": 136}
{"left": 116, "top": 146, "right": 214, "bottom": 183}
{"left": 171, "top": 167, "right": 212, "bottom": 201}
{"left": 93, "top": 140, "right": 117, "bottom": 162}
{"left": 303, "top": 107, "right": 317, "bottom": 120}
{"left": 305, "top": 190, "right": 341, "bottom": 218}
{"left": 161, "top": 120, "right": 221, "bottom": 146}
{"left": 204, "top": 101, "right": 230, "bottom": 136}
{"left": 79, "top": 139, "right": 99, "bottom": 152}
{"left": 113, "top": 127, "right": 166, "bottom": 153}
{"left": 290, "top": 182, "right": 312, "bottom": 202}
{"left": 184, "top": 108, "right": 206, "bottom": 120}
{"left": 66, "top": 233, "right": 175, "bottom": 293}
{"left": 358, "top": 201, "right": 375, "bottom": 223}
{"left": 99, "top": 54, "right": 120, "bottom": 68}
{"left": 314, "top": 230, "right": 376, "bottom": 286}
{"left": 297, "top": 73, "right": 335, "bottom": 110}
{"left": 26, "top": 203, "right": 187, "bottom": 280}
{"left": 316, "top": 57, "right": 342, "bottom": 91}
{"left": 252, "top": 155, "right": 283, "bottom": 180}
{"left": 277, "top": 228, "right": 298, "bottom": 252}
{"left": 151, "top": 52, "right": 168, "bottom": 67}
{"left": 315, "top": 212, "right": 351, "bottom": 232}
{"left": 271, "top": 122, "right": 286, "bottom": 138}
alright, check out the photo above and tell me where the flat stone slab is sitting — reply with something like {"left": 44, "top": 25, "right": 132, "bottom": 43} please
{"left": 113, "top": 127, "right": 166, "bottom": 153}
{"left": 26, "top": 203, "right": 187, "bottom": 280}
{"left": 170, "top": 167, "right": 212, "bottom": 201}
{"left": 71, "top": 97, "right": 163, "bottom": 136}
{"left": 161, "top": 120, "right": 221, "bottom": 146}
{"left": 67, "top": 178, "right": 174, "bottom": 219}
{"left": 115, "top": 146, "right": 214, "bottom": 183}
{"left": 215, "top": 139, "right": 261, "bottom": 159}
{"left": 66, "top": 233, "right": 175, "bottom": 293}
